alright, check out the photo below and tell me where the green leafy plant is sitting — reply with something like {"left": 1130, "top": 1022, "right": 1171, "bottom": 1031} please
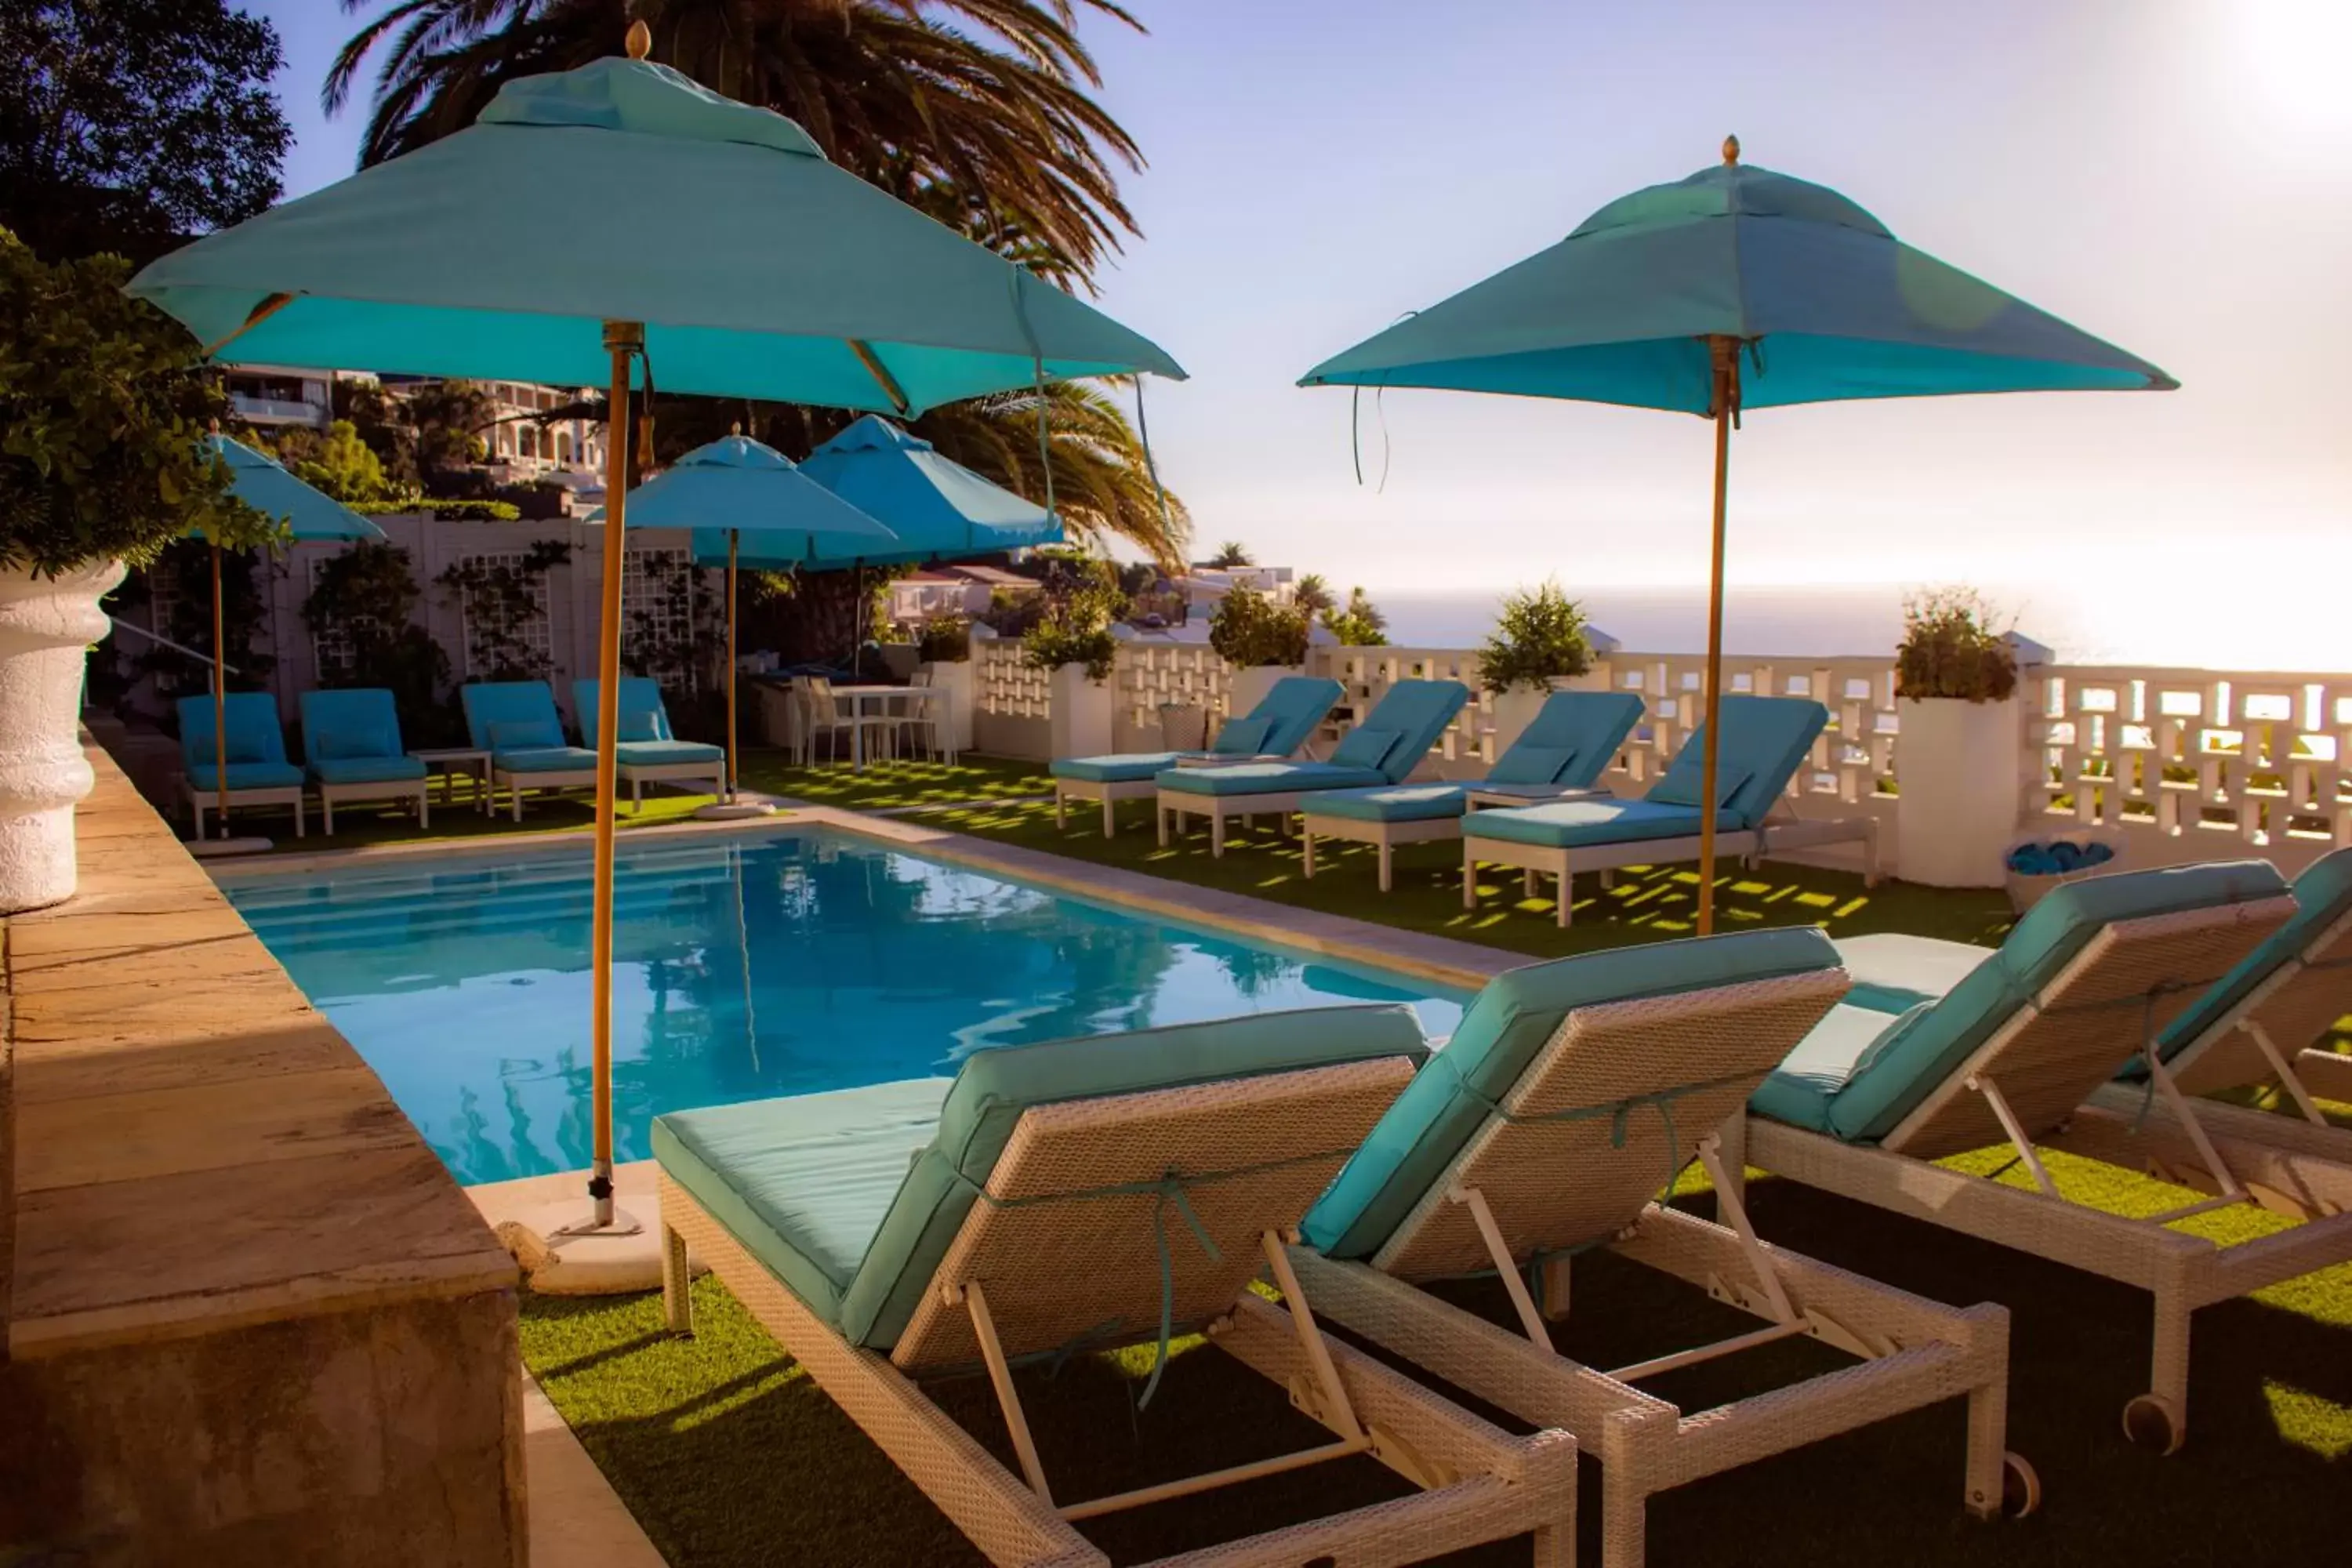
{"left": 268, "top": 418, "right": 393, "bottom": 502}
{"left": 1476, "top": 580, "right": 1592, "bottom": 693}
{"left": 300, "top": 538, "right": 456, "bottom": 744}
{"left": 436, "top": 540, "right": 569, "bottom": 681}
{"left": 622, "top": 550, "right": 720, "bottom": 695}
{"left": 1207, "top": 589, "right": 1310, "bottom": 668}
{"left": 1021, "top": 562, "right": 1126, "bottom": 683}
{"left": 1291, "top": 572, "right": 1334, "bottom": 615}
{"left": 917, "top": 616, "right": 971, "bottom": 662}
{"left": 0, "top": 230, "right": 281, "bottom": 576}
{"left": 1321, "top": 586, "right": 1388, "bottom": 648}
{"left": 1896, "top": 588, "right": 2017, "bottom": 702}
{"left": 349, "top": 498, "right": 521, "bottom": 521}
{"left": 110, "top": 538, "right": 274, "bottom": 702}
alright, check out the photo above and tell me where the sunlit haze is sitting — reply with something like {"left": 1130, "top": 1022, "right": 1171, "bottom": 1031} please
{"left": 253, "top": 0, "right": 2350, "bottom": 666}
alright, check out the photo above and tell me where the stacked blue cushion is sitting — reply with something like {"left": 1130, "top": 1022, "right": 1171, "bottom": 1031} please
{"left": 655, "top": 1003, "right": 1432, "bottom": 1348}
{"left": 1749, "top": 859, "right": 2291, "bottom": 1142}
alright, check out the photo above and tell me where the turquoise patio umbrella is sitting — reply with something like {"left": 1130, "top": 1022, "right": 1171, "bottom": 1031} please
{"left": 129, "top": 28, "right": 1182, "bottom": 1234}
{"left": 1300, "top": 137, "right": 2173, "bottom": 932}
{"left": 709, "top": 415, "right": 1065, "bottom": 664}
{"left": 191, "top": 430, "right": 383, "bottom": 843}
{"left": 601, "top": 429, "right": 897, "bottom": 801}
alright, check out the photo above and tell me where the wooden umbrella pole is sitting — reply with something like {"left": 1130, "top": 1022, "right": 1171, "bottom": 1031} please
{"left": 1696, "top": 336, "right": 1739, "bottom": 935}
{"left": 209, "top": 541, "right": 230, "bottom": 835}
{"left": 586, "top": 320, "right": 643, "bottom": 1229}
{"left": 725, "top": 528, "right": 739, "bottom": 800}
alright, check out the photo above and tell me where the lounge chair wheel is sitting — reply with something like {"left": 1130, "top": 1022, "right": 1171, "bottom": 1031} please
{"left": 2000, "top": 1452, "right": 2041, "bottom": 1517}
{"left": 2122, "top": 1392, "right": 2185, "bottom": 1456}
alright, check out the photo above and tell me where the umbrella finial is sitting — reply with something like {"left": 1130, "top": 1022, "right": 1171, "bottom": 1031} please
{"left": 208, "top": 417, "right": 222, "bottom": 434}
{"left": 625, "top": 19, "right": 652, "bottom": 59}
{"left": 1722, "top": 135, "right": 1740, "bottom": 166}
{"left": 730, "top": 421, "right": 743, "bottom": 436}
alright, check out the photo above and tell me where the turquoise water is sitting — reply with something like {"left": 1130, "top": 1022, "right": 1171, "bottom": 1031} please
{"left": 227, "top": 832, "right": 1465, "bottom": 1185}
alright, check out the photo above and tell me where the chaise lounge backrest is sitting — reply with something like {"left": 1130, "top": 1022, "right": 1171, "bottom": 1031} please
{"left": 1830, "top": 862, "right": 2295, "bottom": 1155}
{"left": 177, "top": 691, "right": 291, "bottom": 768}
{"left": 1640, "top": 695, "right": 1828, "bottom": 827}
{"left": 2156, "top": 847, "right": 2352, "bottom": 1094}
{"left": 1303, "top": 928, "right": 1846, "bottom": 1272}
{"left": 1490, "top": 691, "right": 1646, "bottom": 787}
{"left": 1222, "top": 675, "right": 1345, "bottom": 757}
{"left": 299, "top": 688, "right": 405, "bottom": 765}
{"left": 573, "top": 677, "right": 673, "bottom": 749}
{"left": 1338, "top": 680, "right": 1473, "bottom": 784}
{"left": 833, "top": 1004, "right": 1432, "bottom": 1364}
{"left": 461, "top": 681, "right": 572, "bottom": 753}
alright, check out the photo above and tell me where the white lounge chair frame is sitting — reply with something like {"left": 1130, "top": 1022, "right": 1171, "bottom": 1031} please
{"left": 2158, "top": 902, "right": 2352, "bottom": 1123}
{"left": 1054, "top": 774, "right": 1160, "bottom": 837}
{"left": 615, "top": 755, "right": 727, "bottom": 810}
{"left": 314, "top": 773, "right": 427, "bottom": 836}
{"left": 1287, "top": 970, "right": 2024, "bottom": 1568}
{"left": 1159, "top": 786, "right": 1368, "bottom": 857}
{"left": 187, "top": 779, "right": 305, "bottom": 840}
{"left": 661, "top": 1059, "right": 1577, "bottom": 1568}
{"left": 1302, "top": 788, "right": 1610, "bottom": 893}
{"left": 492, "top": 762, "right": 601, "bottom": 822}
{"left": 1726, "top": 892, "right": 2352, "bottom": 1454}
{"left": 1462, "top": 804, "right": 1881, "bottom": 927}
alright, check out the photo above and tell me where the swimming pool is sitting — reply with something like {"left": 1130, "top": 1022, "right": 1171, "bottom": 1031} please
{"left": 227, "top": 830, "right": 1468, "bottom": 1185}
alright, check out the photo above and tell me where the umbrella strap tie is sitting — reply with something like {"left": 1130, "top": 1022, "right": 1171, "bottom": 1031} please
{"left": 1437, "top": 1058, "right": 1758, "bottom": 1204}
{"left": 1135, "top": 374, "right": 1173, "bottom": 551}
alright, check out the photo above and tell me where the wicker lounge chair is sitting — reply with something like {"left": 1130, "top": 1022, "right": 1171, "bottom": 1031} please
{"left": 1156, "top": 679, "right": 1471, "bottom": 857}
{"left": 575, "top": 677, "right": 726, "bottom": 808}
{"left": 1301, "top": 691, "right": 1644, "bottom": 891}
{"left": 1460, "top": 695, "right": 1878, "bottom": 927}
{"left": 1286, "top": 929, "right": 2026, "bottom": 1568}
{"left": 656, "top": 1006, "right": 1576, "bottom": 1566}
{"left": 1049, "top": 674, "right": 1342, "bottom": 836}
{"left": 1732, "top": 859, "right": 2352, "bottom": 1454}
{"left": 298, "top": 687, "right": 429, "bottom": 834}
{"left": 460, "top": 681, "right": 601, "bottom": 821}
{"left": 178, "top": 691, "right": 306, "bottom": 840}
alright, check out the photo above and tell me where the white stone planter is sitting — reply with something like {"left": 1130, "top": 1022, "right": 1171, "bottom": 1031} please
{"left": 1047, "top": 662, "right": 1112, "bottom": 760}
{"left": 917, "top": 659, "right": 976, "bottom": 753}
{"left": 1224, "top": 664, "right": 1304, "bottom": 736}
{"left": 1896, "top": 696, "right": 2024, "bottom": 887}
{"left": 1488, "top": 687, "right": 1549, "bottom": 761}
{"left": 0, "top": 558, "right": 127, "bottom": 912}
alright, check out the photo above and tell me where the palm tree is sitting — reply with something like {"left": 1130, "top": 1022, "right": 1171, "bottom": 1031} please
{"left": 1291, "top": 572, "right": 1334, "bottom": 615}
{"left": 327, "top": 0, "right": 1145, "bottom": 286}
{"left": 1208, "top": 540, "right": 1253, "bottom": 568}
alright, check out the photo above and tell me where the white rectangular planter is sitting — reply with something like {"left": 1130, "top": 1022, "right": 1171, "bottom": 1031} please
{"left": 1047, "top": 662, "right": 1113, "bottom": 760}
{"left": 917, "top": 660, "right": 976, "bottom": 753}
{"left": 1895, "top": 696, "right": 2024, "bottom": 887}
{"left": 1487, "top": 687, "right": 1548, "bottom": 763}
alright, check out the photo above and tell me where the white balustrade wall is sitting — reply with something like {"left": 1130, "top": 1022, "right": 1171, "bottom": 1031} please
{"left": 972, "top": 636, "right": 2352, "bottom": 880}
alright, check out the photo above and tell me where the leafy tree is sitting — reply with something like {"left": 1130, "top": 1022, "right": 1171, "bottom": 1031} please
{"left": 1207, "top": 589, "right": 1308, "bottom": 669}
{"left": 270, "top": 419, "right": 394, "bottom": 502}
{"left": 0, "top": 229, "right": 280, "bottom": 577}
{"left": 1207, "top": 540, "right": 1254, "bottom": 568}
{"left": 332, "top": 376, "right": 425, "bottom": 492}
{"left": 301, "top": 538, "right": 458, "bottom": 742}
{"left": 404, "top": 378, "right": 498, "bottom": 478}
{"left": 328, "top": 0, "right": 1145, "bottom": 286}
{"left": 0, "top": 0, "right": 289, "bottom": 263}
{"left": 1321, "top": 586, "right": 1388, "bottom": 647}
{"left": 1476, "top": 580, "right": 1592, "bottom": 693}
{"left": 1291, "top": 572, "right": 1334, "bottom": 615}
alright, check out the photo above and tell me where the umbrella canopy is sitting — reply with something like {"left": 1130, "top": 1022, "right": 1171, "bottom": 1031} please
{"left": 602, "top": 432, "right": 897, "bottom": 557}
{"left": 201, "top": 432, "right": 384, "bottom": 541}
{"left": 126, "top": 34, "right": 1181, "bottom": 1237}
{"left": 1301, "top": 154, "right": 2174, "bottom": 406}
{"left": 129, "top": 59, "right": 1184, "bottom": 413}
{"left": 1300, "top": 140, "right": 2172, "bottom": 933}
{"left": 702, "top": 416, "right": 1060, "bottom": 570}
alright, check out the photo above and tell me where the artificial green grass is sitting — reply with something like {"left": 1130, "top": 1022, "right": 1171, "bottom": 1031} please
{"left": 920, "top": 793, "right": 2017, "bottom": 962}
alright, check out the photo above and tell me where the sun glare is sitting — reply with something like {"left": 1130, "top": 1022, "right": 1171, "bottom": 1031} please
{"left": 2234, "top": 0, "right": 2352, "bottom": 129}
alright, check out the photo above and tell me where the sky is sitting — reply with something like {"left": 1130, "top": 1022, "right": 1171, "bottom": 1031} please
{"left": 252, "top": 1, "right": 2351, "bottom": 659}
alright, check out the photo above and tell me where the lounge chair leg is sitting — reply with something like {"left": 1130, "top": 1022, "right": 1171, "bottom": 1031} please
{"left": 1157, "top": 801, "right": 1170, "bottom": 847}
{"left": 419, "top": 789, "right": 429, "bottom": 832}
{"left": 1536, "top": 1254, "right": 1571, "bottom": 1321}
{"left": 1054, "top": 786, "right": 1067, "bottom": 829}
{"left": 1302, "top": 830, "right": 1316, "bottom": 879}
{"left": 1378, "top": 841, "right": 1393, "bottom": 893}
{"left": 1102, "top": 796, "right": 1116, "bottom": 837}
{"left": 1556, "top": 871, "right": 1572, "bottom": 928}
{"left": 1530, "top": 1519, "right": 1573, "bottom": 1568}
{"left": 2147, "top": 1288, "right": 2192, "bottom": 1441}
{"left": 1522, "top": 868, "right": 1537, "bottom": 898}
{"left": 293, "top": 797, "right": 304, "bottom": 840}
{"left": 1962, "top": 1369, "right": 2007, "bottom": 1519}
{"left": 1210, "top": 813, "right": 1225, "bottom": 858}
{"left": 1461, "top": 851, "right": 1478, "bottom": 910}
{"left": 1598, "top": 1465, "right": 1647, "bottom": 1568}
{"left": 512, "top": 783, "right": 523, "bottom": 824}
{"left": 661, "top": 1225, "right": 693, "bottom": 1335}
{"left": 322, "top": 797, "right": 334, "bottom": 837}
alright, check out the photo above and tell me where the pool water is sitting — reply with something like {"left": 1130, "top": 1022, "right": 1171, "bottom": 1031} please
{"left": 227, "top": 831, "right": 1466, "bottom": 1185}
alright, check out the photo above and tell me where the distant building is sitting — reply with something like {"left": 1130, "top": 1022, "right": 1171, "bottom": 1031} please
{"left": 887, "top": 564, "right": 1040, "bottom": 622}
{"left": 474, "top": 379, "right": 606, "bottom": 478}
{"left": 223, "top": 365, "right": 332, "bottom": 430}
{"left": 1177, "top": 564, "right": 1298, "bottom": 612}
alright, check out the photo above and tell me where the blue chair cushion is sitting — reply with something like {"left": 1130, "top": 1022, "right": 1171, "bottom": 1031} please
{"left": 312, "top": 728, "right": 394, "bottom": 762}
{"left": 618, "top": 739, "right": 724, "bottom": 768}
{"left": 310, "top": 756, "right": 429, "bottom": 786}
{"left": 619, "top": 710, "right": 665, "bottom": 742}
{"left": 462, "top": 681, "right": 568, "bottom": 752}
{"left": 1751, "top": 860, "right": 2292, "bottom": 1144}
{"left": 489, "top": 718, "right": 566, "bottom": 751}
{"left": 1250, "top": 677, "right": 1345, "bottom": 756}
{"left": 1512, "top": 691, "right": 1645, "bottom": 789}
{"left": 1306, "top": 783, "right": 1469, "bottom": 824}
{"left": 829, "top": 1004, "right": 1432, "bottom": 1348}
{"left": 1463, "top": 797, "right": 1734, "bottom": 849}
{"left": 1486, "top": 744, "right": 1579, "bottom": 786}
{"left": 2151, "top": 847, "right": 2352, "bottom": 1064}
{"left": 1647, "top": 748, "right": 1751, "bottom": 809}
{"left": 654, "top": 1078, "right": 955, "bottom": 1328}
{"left": 1052, "top": 752, "right": 1182, "bottom": 784}
{"left": 1214, "top": 714, "right": 1276, "bottom": 756}
{"left": 1157, "top": 760, "right": 1392, "bottom": 797}
{"left": 187, "top": 761, "right": 304, "bottom": 792}
{"left": 1330, "top": 726, "right": 1401, "bottom": 771}
{"left": 1303, "top": 927, "right": 1842, "bottom": 1259}
{"left": 497, "top": 746, "right": 599, "bottom": 774}
{"left": 179, "top": 692, "right": 289, "bottom": 769}
{"left": 1647, "top": 696, "right": 1827, "bottom": 828}
{"left": 301, "top": 688, "right": 406, "bottom": 767}
{"left": 1745, "top": 1003, "right": 1921, "bottom": 1132}
{"left": 1346, "top": 681, "right": 1473, "bottom": 782}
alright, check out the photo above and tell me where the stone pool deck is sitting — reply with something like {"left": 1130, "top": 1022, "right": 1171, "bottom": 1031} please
{"left": 1, "top": 744, "right": 525, "bottom": 1564}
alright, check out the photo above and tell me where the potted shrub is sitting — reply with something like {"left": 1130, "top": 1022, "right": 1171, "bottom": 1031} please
{"left": 1208, "top": 587, "right": 1312, "bottom": 732}
{"left": 1894, "top": 588, "right": 2025, "bottom": 887}
{"left": 0, "top": 232, "right": 277, "bottom": 909}
{"left": 1475, "top": 581, "right": 1595, "bottom": 758}
{"left": 915, "top": 615, "right": 976, "bottom": 753}
{"left": 1023, "top": 586, "right": 1121, "bottom": 760}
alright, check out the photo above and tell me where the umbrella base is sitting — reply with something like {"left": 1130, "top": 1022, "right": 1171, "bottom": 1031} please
{"left": 189, "top": 836, "right": 275, "bottom": 858}
{"left": 495, "top": 1198, "right": 673, "bottom": 1297}
{"left": 695, "top": 799, "right": 777, "bottom": 821}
